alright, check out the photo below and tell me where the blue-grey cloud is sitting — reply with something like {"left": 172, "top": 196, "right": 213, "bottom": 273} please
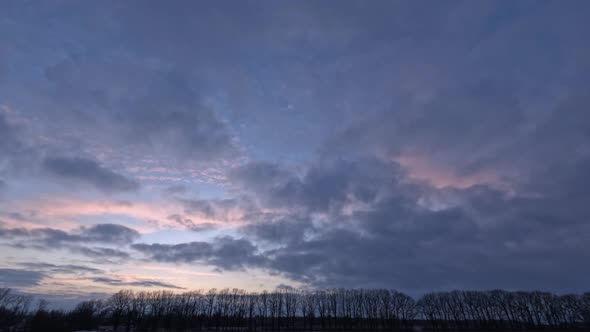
{"left": 242, "top": 214, "right": 313, "bottom": 245}
{"left": 165, "top": 185, "right": 188, "bottom": 194}
{"left": 133, "top": 236, "right": 267, "bottom": 271}
{"left": 166, "top": 214, "right": 218, "bottom": 232}
{"left": 29, "top": 47, "right": 238, "bottom": 166}
{"left": 0, "top": 179, "right": 5, "bottom": 201}
{"left": 0, "top": 114, "right": 22, "bottom": 159}
{"left": 0, "top": 269, "right": 45, "bottom": 288}
{"left": 18, "top": 262, "right": 101, "bottom": 273}
{"left": 0, "top": 223, "right": 139, "bottom": 246}
{"left": 43, "top": 156, "right": 139, "bottom": 193}
{"left": 90, "top": 277, "right": 184, "bottom": 290}
{"left": 227, "top": 148, "right": 590, "bottom": 293}
{"left": 73, "top": 246, "right": 131, "bottom": 261}
{"left": 0, "top": 113, "right": 36, "bottom": 173}
{"left": 0, "top": 223, "right": 139, "bottom": 263}
{"left": 79, "top": 223, "right": 141, "bottom": 244}
{"left": 179, "top": 197, "right": 255, "bottom": 222}
{"left": 231, "top": 158, "right": 405, "bottom": 214}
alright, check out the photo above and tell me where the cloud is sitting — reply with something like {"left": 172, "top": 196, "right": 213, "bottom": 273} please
{"left": 165, "top": 185, "right": 188, "bottom": 194}
{"left": 230, "top": 158, "right": 404, "bottom": 214}
{"left": 72, "top": 247, "right": 132, "bottom": 261}
{"left": 179, "top": 197, "right": 255, "bottom": 223}
{"left": 1, "top": 0, "right": 590, "bottom": 296}
{"left": 226, "top": 146, "right": 590, "bottom": 293}
{"left": 0, "top": 223, "right": 139, "bottom": 262}
{"left": 133, "top": 242, "right": 209, "bottom": 263}
{"left": 0, "top": 113, "right": 36, "bottom": 173}
{"left": 242, "top": 214, "right": 312, "bottom": 245}
{"left": 0, "top": 179, "right": 5, "bottom": 201}
{"left": 13, "top": 197, "right": 178, "bottom": 232}
{"left": 90, "top": 277, "right": 184, "bottom": 290}
{"left": 43, "top": 156, "right": 139, "bottom": 193}
{"left": 7, "top": 262, "right": 184, "bottom": 293}
{"left": 0, "top": 113, "right": 22, "bottom": 158}
{"left": 0, "top": 269, "right": 45, "bottom": 287}
{"left": 0, "top": 223, "right": 139, "bottom": 246}
{"left": 79, "top": 223, "right": 141, "bottom": 244}
{"left": 35, "top": 51, "right": 239, "bottom": 167}
{"left": 132, "top": 236, "right": 266, "bottom": 271}
{"left": 166, "top": 214, "right": 218, "bottom": 232}
{"left": 17, "top": 262, "right": 103, "bottom": 275}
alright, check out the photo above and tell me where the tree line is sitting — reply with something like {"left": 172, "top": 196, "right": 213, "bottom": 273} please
{"left": 1, "top": 287, "right": 589, "bottom": 331}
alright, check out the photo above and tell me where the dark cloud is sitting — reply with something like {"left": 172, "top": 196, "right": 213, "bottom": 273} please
{"left": 230, "top": 158, "right": 406, "bottom": 214}
{"left": 0, "top": 223, "right": 138, "bottom": 262}
{"left": 238, "top": 183, "right": 590, "bottom": 294}
{"left": 0, "top": 114, "right": 22, "bottom": 159}
{"left": 1, "top": 114, "right": 139, "bottom": 194}
{"left": 115, "top": 76, "right": 236, "bottom": 161}
{"left": 0, "top": 269, "right": 45, "bottom": 287}
{"left": 180, "top": 197, "right": 254, "bottom": 222}
{"left": 165, "top": 185, "right": 188, "bottom": 194}
{"left": 33, "top": 51, "right": 238, "bottom": 165}
{"left": 132, "top": 236, "right": 266, "bottom": 271}
{"left": 18, "top": 262, "right": 103, "bottom": 275}
{"left": 43, "top": 156, "right": 139, "bottom": 193}
{"left": 506, "top": 93, "right": 590, "bottom": 198}
{"left": 180, "top": 200, "right": 216, "bottom": 219}
{"left": 79, "top": 223, "right": 141, "bottom": 244}
{"left": 3, "top": 0, "right": 246, "bottom": 169}
{"left": 133, "top": 242, "right": 210, "bottom": 263}
{"left": 0, "top": 179, "right": 5, "bottom": 201}
{"left": 166, "top": 214, "right": 218, "bottom": 232}
{"left": 226, "top": 140, "right": 590, "bottom": 293}
{"left": 0, "top": 113, "right": 36, "bottom": 173}
{"left": 276, "top": 283, "right": 297, "bottom": 291}
{"left": 141, "top": 174, "right": 589, "bottom": 293}
{"left": 71, "top": 247, "right": 131, "bottom": 261}
{"left": 90, "top": 277, "right": 184, "bottom": 290}
{"left": 0, "top": 223, "right": 139, "bottom": 247}
{"left": 242, "top": 214, "right": 312, "bottom": 245}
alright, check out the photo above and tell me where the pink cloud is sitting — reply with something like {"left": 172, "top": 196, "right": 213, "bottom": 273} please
{"left": 4, "top": 196, "right": 253, "bottom": 233}
{"left": 395, "top": 154, "right": 505, "bottom": 190}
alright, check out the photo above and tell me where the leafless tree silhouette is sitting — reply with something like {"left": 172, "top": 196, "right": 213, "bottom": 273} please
{"left": 1, "top": 287, "right": 590, "bottom": 331}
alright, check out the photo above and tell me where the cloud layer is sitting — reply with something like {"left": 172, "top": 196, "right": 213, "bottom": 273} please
{"left": 0, "top": 1, "right": 589, "bottom": 298}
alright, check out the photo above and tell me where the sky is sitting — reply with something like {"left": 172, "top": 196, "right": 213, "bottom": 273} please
{"left": 1, "top": 0, "right": 590, "bottom": 307}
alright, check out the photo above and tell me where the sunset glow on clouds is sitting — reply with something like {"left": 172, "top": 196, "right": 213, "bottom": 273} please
{"left": 1, "top": 0, "right": 590, "bottom": 307}
{"left": 395, "top": 154, "right": 504, "bottom": 190}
